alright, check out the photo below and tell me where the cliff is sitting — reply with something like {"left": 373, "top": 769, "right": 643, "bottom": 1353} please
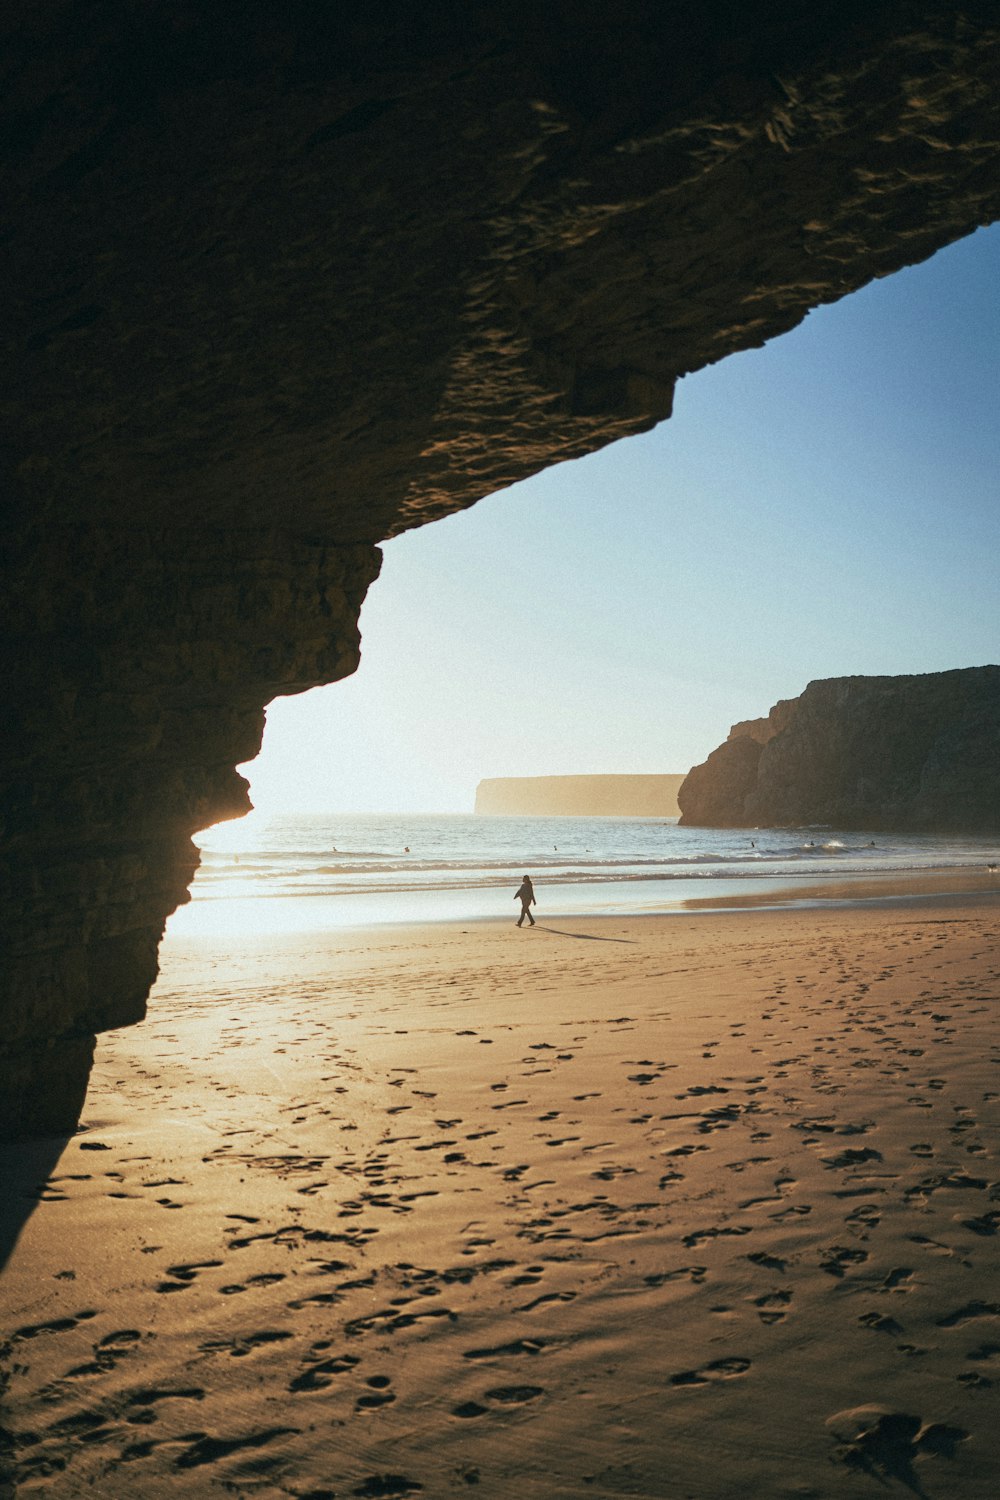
{"left": 475, "top": 775, "right": 685, "bottom": 817}
{"left": 5, "top": 4, "right": 1000, "bottom": 1135}
{"left": 678, "top": 668, "right": 1000, "bottom": 831}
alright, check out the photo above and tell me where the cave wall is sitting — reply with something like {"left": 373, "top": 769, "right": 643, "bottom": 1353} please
{"left": 3, "top": 526, "right": 378, "bottom": 1135}
{"left": 5, "top": 3, "right": 1000, "bottom": 1135}
{"left": 677, "top": 667, "right": 1000, "bottom": 830}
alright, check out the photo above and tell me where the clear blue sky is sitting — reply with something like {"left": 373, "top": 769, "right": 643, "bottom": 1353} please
{"left": 246, "top": 224, "right": 1000, "bottom": 815}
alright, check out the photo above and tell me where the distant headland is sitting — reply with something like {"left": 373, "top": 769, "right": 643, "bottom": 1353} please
{"left": 679, "top": 666, "right": 1000, "bottom": 832}
{"left": 475, "top": 774, "right": 685, "bottom": 817}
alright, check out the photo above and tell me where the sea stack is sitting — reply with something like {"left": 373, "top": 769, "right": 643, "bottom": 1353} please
{"left": 678, "top": 667, "right": 1000, "bottom": 832}
{"left": 475, "top": 774, "right": 685, "bottom": 817}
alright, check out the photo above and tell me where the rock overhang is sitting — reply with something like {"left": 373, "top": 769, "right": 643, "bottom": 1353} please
{"left": 4, "top": 1, "right": 1000, "bottom": 1135}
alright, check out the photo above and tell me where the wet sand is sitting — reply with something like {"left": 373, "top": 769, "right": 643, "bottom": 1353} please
{"left": 3, "top": 896, "right": 1000, "bottom": 1497}
{"left": 680, "top": 868, "right": 1000, "bottom": 911}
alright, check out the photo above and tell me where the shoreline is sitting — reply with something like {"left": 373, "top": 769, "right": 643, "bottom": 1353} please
{"left": 167, "top": 864, "right": 1000, "bottom": 940}
{"left": 678, "top": 866, "right": 1000, "bottom": 912}
{"left": 4, "top": 893, "right": 999, "bottom": 1496}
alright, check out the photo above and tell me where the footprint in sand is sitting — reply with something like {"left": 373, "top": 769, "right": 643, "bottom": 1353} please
{"left": 62, "top": 1326, "right": 146, "bottom": 1379}
{"left": 14, "top": 1309, "right": 99, "bottom": 1341}
{"left": 670, "top": 1356, "right": 752, "bottom": 1386}
{"left": 452, "top": 1385, "right": 544, "bottom": 1418}
{"left": 682, "top": 1225, "right": 752, "bottom": 1249}
{"left": 357, "top": 1374, "right": 396, "bottom": 1410}
{"left": 936, "top": 1300, "right": 1000, "bottom": 1328}
{"left": 821, "top": 1147, "right": 884, "bottom": 1170}
{"left": 516, "top": 1290, "right": 577, "bottom": 1313}
{"left": 643, "top": 1264, "right": 709, "bottom": 1288}
{"left": 819, "top": 1246, "right": 869, "bottom": 1277}
{"left": 463, "top": 1337, "right": 547, "bottom": 1360}
{"left": 485, "top": 1384, "right": 544, "bottom": 1406}
{"left": 859, "top": 1311, "right": 905, "bottom": 1336}
{"left": 657, "top": 1169, "right": 686, "bottom": 1190}
{"left": 452, "top": 1401, "right": 489, "bottom": 1419}
{"left": 174, "top": 1426, "right": 301, "bottom": 1470}
{"left": 726, "top": 1155, "right": 773, "bottom": 1176}
{"left": 288, "top": 1350, "right": 360, "bottom": 1391}
{"left": 127, "top": 1383, "right": 205, "bottom": 1407}
{"left": 826, "top": 1405, "right": 968, "bottom": 1488}
{"left": 957, "top": 1370, "right": 993, "bottom": 1388}
{"left": 351, "top": 1476, "right": 423, "bottom": 1497}
{"left": 879, "top": 1267, "right": 914, "bottom": 1291}
{"left": 960, "top": 1211, "right": 1000, "bottom": 1237}
{"left": 905, "top": 1170, "right": 988, "bottom": 1205}
{"left": 200, "top": 1329, "right": 294, "bottom": 1359}
{"left": 507, "top": 1266, "right": 545, "bottom": 1287}
{"left": 155, "top": 1259, "right": 223, "bottom": 1293}
{"left": 963, "top": 1340, "right": 1000, "bottom": 1365}
{"left": 747, "top": 1250, "right": 787, "bottom": 1273}
{"left": 752, "top": 1289, "right": 792, "bottom": 1324}
{"left": 220, "top": 1271, "right": 287, "bottom": 1295}
{"left": 845, "top": 1203, "right": 881, "bottom": 1233}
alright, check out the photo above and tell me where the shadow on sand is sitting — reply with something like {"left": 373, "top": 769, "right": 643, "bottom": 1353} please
{"left": 532, "top": 925, "right": 637, "bottom": 944}
{"left": 0, "top": 1134, "right": 74, "bottom": 1273}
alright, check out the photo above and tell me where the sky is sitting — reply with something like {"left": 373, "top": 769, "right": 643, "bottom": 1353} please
{"left": 244, "top": 224, "right": 1000, "bottom": 816}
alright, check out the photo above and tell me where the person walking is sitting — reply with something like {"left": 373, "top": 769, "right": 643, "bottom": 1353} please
{"left": 514, "top": 874, "right": 536, "bottom": 927}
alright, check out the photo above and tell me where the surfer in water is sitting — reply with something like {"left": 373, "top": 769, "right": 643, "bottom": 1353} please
{"left": 514, "top": 875, "right": 536, "bottom": 927}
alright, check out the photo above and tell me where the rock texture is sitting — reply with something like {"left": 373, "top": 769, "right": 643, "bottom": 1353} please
{"left": 475, "top": 775, "right": 685, "bottom": 817}
{"left": 5, "top": 4, "right": 1000, "bottom": 1135}
{"left": 3, "top": 528, "right": 378, "bottom": 1135}
{"left": 678, "top": 667, "right": 1000, "bottom": 830}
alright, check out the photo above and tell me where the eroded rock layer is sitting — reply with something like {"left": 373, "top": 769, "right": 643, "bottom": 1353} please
{"left": 4, "top": 4, "right": 1000, "bottom": 1134}
{"left": 678, "top": 667, "right": 1000, "bottom": 830}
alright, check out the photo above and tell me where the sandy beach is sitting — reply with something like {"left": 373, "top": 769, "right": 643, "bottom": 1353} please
{"left": 3, "top": 893, "right": 1000, "bottom": 1498}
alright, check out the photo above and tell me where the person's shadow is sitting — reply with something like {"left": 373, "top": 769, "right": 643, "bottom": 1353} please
{"left": 0, "top": 1134, "right": 73, "bottom": 1273}
{"left": 531, "top": 925, "right": 637, "bottom": 944}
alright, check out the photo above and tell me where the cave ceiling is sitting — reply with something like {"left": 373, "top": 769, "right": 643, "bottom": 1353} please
{"left": 7, "top": 3, "right": 1000, "bottom": 539}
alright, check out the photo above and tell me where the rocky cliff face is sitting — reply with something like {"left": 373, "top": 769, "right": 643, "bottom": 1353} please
{"left": 678, "top": 668, "right": 1000, "bottom": 831}
{"left": 5, "top": 4, "right": 1000, "bottom": 1135}
{"left": 3, "top": 527, "right": 378, "bottom": 1135}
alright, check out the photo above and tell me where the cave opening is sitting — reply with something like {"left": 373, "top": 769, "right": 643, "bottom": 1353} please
{"left": 7, "top": 2, "right": 1000, "bottom": 1155}
{"left": 160, "top": 221, "right": 1000, "bottom": 950}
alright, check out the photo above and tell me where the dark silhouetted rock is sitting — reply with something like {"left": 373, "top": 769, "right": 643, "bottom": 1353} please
{"left": 678, "top": 668, "right": 1000, "bottom": 831}
{"left": 5, "top": 5, "right": 1000, "bottom": 1134}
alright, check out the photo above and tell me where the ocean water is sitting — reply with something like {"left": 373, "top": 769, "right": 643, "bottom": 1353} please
{"left": 167, "top": 813, "right": 1000, "bottom": 934}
